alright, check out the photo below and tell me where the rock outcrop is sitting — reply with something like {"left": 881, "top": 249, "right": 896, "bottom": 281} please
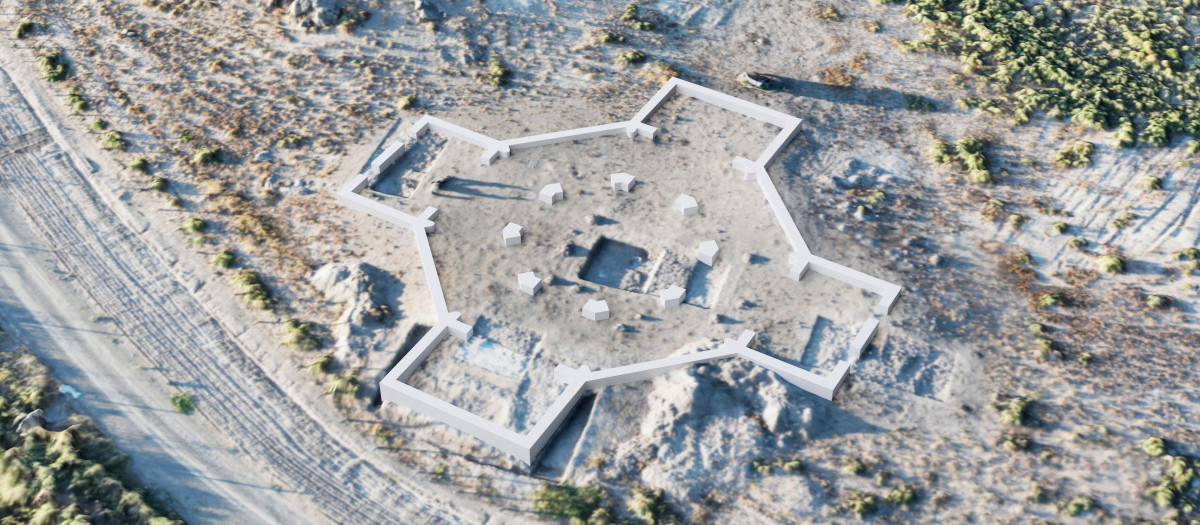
{"left": 289, "top": 0, "right": 340, "bottom": 27}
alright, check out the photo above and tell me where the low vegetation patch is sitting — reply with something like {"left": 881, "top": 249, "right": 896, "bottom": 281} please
{"left": 484, "top": 59, "right": 511, "bottom": 87}
{"left": 170, "top": 392, "right": 195, "bottom": 414}
{"left": 182, "top": 217, "right": 207, "bottom": 233}
{"left": 620, "top": 3, "right": 654, "bottom": 31}
{"left": 883, "top": 0, "right": 1200, "bottom": 153}
{"left": 533, "top": 484, "right": 609, "bottom": 523}
{"left": 927, "top": 136, "right": 994, "bottom": 183}
{"left": 232, "top": 270, "right": 274, "bottom": 310}
{"left": 1097, "top": 254, "right": 1125, "bottom": 274}
{"left": 212, "top": 249, "right": 235, "bottom": 269}
{"left": 0, "top": 350, "right": 182, "bottom": 523}
{"left": 37, "top": 51, "right": 68, "bottom": 82}
{"left": 128, "top": 157, "right": 149, "bottom": 172}
{"left": 996, "top": 396, "right": 1035, "bottom": 427}
{"left": 326, "top": 370, "right": 360, "bottom": 401}
{"left": 100, "top": 130, "right": 128, "bottom": 152}
{"left": 12, "top": 20, "right": 35, "bottom": 39}
{"left": 1053, "top": 141, "right": 1095, "bottom": 168}
{"left": 191, "top": 147, "right": 221, "bottom": 165}
{"left": 618, "top": 49, "right": 646, "bottom": 64}
{"left": 840, "top": 491, "right": 877, "bottom": 518}
{"left": 282, "top": 319, "right": 322, "bottom": 351}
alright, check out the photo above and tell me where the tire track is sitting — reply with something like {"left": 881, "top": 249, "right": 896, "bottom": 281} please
{"left": 0, "top": 72, "right": 462, "bottom": 523}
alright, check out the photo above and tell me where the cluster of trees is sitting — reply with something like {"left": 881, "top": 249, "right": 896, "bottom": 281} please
{"left": 887, "top": 0, "right": 1200, "bottom": 149}
{"left": 0, "top": 350, "right": 181, "bottom": 524}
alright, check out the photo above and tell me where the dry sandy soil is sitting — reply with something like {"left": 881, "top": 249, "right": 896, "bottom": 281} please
{"left": 1, "top": 0, "right": 1199, "bottom": 523}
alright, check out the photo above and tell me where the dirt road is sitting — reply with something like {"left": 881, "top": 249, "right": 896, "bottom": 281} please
{"left": 0, "top": 65, "right": 476, "bottom": 524}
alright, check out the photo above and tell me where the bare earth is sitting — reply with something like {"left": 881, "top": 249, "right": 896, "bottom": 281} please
{"left": 1, "top": 0, "right": 1199, "bottom": 524}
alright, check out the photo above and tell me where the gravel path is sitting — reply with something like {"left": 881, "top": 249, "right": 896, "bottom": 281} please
{"left": 0, "top": 66, "right": 470, "bottom": 524}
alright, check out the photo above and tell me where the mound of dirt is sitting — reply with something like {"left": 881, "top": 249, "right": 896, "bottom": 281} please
{"left": 310, "top": 262, "right": 393, "bottom": 363}
{"left": 605, "top": 356, "right": 819, "bottom": 501}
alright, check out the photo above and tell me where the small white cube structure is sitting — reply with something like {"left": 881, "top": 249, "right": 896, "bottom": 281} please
{"left": 674, "top": 194, "right": 698, "bottom": 216}
{"left": 611, "top": 173, "right": 636, "bottom": 192}
{"left": 518, "top": 272, "right": 542, "bottom": 296}
{"left": 581, "top": 299, "right": 609, "bottom": 321}
{"left": 539, "top": 183, "right": 564, "bottom": 205}
{"left": 659, "top": 285, "right": 686, "bottom": 308}
{"left": 698, "top": 240, "right": 719, "bottom": 266}
{"left": 503, "top": 222, "right": 523, "bottom": 246}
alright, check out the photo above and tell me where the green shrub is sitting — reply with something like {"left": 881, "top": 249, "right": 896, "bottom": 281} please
{"left": 1173, "top": 248, "right": 1200, "bottom": 261}
{"left": 842, "top": 491, "right": 877, "bottom": 518}
{"left": 751, "top": 458, "right": 772, "bottom": 476}
{"left": 182, "top": 217, "right": 206, "bottom": 233}
{"left": 621, "top": 4, "right": 654, "bottom": 30}
{"left": 129, "top": 157, "right": 149, "bottom": 172}
{"left": 1067, "top": 237, "right": 1088, "bottom": 250}
{"left": 68, "top": 91, "right": 89, "bottom": 111}
{"left": 146, "top": 176, "right": 167, "bottom": 192}
{"left": 1054, "top": 141, "right": 1095, "bottom": 168}
{"left": 177, "top": 128, "right": 196, "bottom": 143}
{"left": 1141, "top": 437, "right": 1166, "bottom": 457}
{"left": 233, "top": 270, "right": 273, "bottom": 310}
{"left": 1145, "top": 294, "right": 1169, "bottom": 309}
{"left": 327, "top": 370, "right": 360, "bottom": 399}
{"left": 398, "top": 94, "right": 416, "bottom": 110}
{"left": 212, "top": 249, "right": 235, "bottom": 269}
{"left": 191, "top": 147, "right": 221, "bottom": 165}
{"left": 166, "top": 195, "right": 182, "bottom": 208}
{"left": 1037, "top": 293, "right": 1060, "bottom": 309}
{"left": 886, "top": 483, "right": 918, "bottom": 507}
{"left": 12, "top": 21, "right": 34, "bottom": 39}
{"left": 90, "top": 119, "right": 107, "bottom": 131}
{"left": 882, "top": 0, "right": 1200, "bottom": 155}
{"left": 38, "top": 52, "right": 68, "bottom": 82}
{"left": 841, "top": 456, "right": 866, "bottom": 475}
{"left": 904, "top": 95, "right": 935, "bottom": 112}
{"left": 282, "top": 319, "right": 322, "bottom": 351}
{"left": 998, "top": 396, "right": 1033, "bottom": 427}
{"left": 534, "top": 484, "right": 607, "bottom": 523}
{"left": 1097, "top": 255, "right": 1124, "bottom": 274}
{"left": 1187, "top": 140, "right": 1200, "bottom": 157}
{"left": 277, "top": 134, "right": 304, "bottom": 149}
{"left": 1001, "top": 433, "right": 1031, "bottom": 452}
{"left": 1050, "top": 221, "right": 1068, "bottom": 235}
{"left": 927, "top": 140, "right": 953, "bottom": 165}
{"left": 628, "top": 487, "right": 670, "bottom": 523}
{"left": 1140, "top": 176, "right": 1162, "bottom": 190}
{"left": 306, "top": 354, "right": 333, "bottom": 375}
{"left": 1057, "top": 495, "right": 1095, "bottom": 517}
{"left": 597, "top": 31, "right": 625, "bottom": 44}
{"left": 1028, "top": 484, "right": 1049, "bottom": 504}
{"left": 485, "top": 59, "right": 511, "bottom": 87}
{"left": 100, "top": 130, "right": 127, "bottom": 151}
{"left": 170, "top": 392, "right": 194, "bottom": 414}
{"left": 618, "top": 49, "right": 646, "bottom": 64}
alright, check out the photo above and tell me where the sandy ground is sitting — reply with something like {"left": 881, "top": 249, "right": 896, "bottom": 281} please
{"left": 2, "top": 0, "right": 1199, "bottom": 523}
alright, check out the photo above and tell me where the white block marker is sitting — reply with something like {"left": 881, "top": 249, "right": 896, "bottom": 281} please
{"left": 503, "top": 222, "right": 523, "bottom": 246}
{"left": 659, "top": 285, "right": 685, "bottom": 308}
{"left": 518, "top": 272, "right": 542, "bottom": 296}
{"left": 698, "top": 240, "right": 719, "bottom": 266}
{"left": 539, "top": 183, "right": 564, "bottom": 205}
{"left": 674, "top": 194, "right": 698, "bottom": 216}
{"left": 611, "top": 172, "right": 636, "bottom": 192}
{"left": 581, "top": 299, "right": 609, "bottom": 321}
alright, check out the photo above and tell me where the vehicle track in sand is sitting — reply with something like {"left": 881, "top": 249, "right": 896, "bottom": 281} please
{"left": 0, "top": 65, "right": 471, "bottom": 524}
